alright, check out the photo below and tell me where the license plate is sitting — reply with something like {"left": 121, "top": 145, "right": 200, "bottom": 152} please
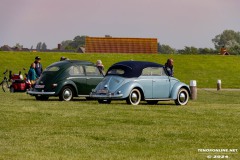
{"left": 97, "top": 89, "right": 108, "bottom": 94}
{"left": 35, "top": 85, "right": 45, "bottom": 89}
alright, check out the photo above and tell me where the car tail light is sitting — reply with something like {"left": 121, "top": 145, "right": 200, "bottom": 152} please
{"left": 52, "top": 83, "right": 58, "bottom": 88}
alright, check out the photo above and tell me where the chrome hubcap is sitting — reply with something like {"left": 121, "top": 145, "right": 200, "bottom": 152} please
{"left": 179, "top": 92, "right": 186, "bottom": 102}
{"left": 131, "top": 92, "right": 138, "bottom": 102}
{"left": 63, "top": 89, "right": 72, "bottom": 100}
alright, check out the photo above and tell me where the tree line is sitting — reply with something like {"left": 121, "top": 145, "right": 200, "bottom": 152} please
{"left": 5, "top": 29, "right": 240, "bottom": 54}
{"left": 159, "top": 30, "right": 240, "bottom": 54}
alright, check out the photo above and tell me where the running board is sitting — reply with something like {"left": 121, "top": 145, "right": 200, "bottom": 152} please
{"left": 145, "top": 98, "right": 173, "bottom": 101}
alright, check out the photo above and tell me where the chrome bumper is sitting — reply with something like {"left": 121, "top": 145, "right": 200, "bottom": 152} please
{"left": 27, "top": 90, "right": 55, "bottom": 95}
{"left": 90, "top": 93, "right": 123, "bottom": 99}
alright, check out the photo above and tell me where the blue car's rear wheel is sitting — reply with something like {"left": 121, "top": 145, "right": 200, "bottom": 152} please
{"left": 175, "top": 88, "right": 189, "bottom": 105}
{"left": 126, "top": 88, "right": 141, "bottom": 105}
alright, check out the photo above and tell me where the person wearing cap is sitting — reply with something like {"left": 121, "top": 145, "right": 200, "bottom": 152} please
{"left": 164, "top": 58, "right": 174, "bottom": 77}
{"left": 96, "top": 60, "right": 105, "bottom": 76}
{"left": 34, "top": 56, "right": 43, "bottom": 77}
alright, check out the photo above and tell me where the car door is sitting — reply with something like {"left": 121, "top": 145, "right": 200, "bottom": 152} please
{"left": 69, "top": 65, "right": 87, "bottom": 95}
{"left": 151, "top": 67, "right": 171, "bottom": 99}
{"left": 85, "top": 65, "right": 103, "bottom": 93}
{"left": 140, "top": 68, "right": 154, "bottom": 99}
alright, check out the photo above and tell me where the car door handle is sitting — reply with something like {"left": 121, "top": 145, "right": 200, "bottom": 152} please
{"left": 86, "top": 78, "right": 90, "bottom": 80}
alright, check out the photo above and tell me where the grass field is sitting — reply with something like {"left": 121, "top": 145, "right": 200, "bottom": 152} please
{"left": 0, "top": 52, "right": 240, "bottom": 159}
{"left": 0, "top": 51, "right": 240, "bottom": 88}
{"left": 0, "top": 90, "right": 239, "bottom": 160}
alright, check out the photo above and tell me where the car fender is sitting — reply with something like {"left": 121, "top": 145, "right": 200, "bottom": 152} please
{"left": 170, "top": 82, "right": 190, "bottom": 99}
{"left": 116, "top": 81, "right": 144, "bottom": 98}
{"left": 55, "top": 80, "right": 78, "bottom": 95}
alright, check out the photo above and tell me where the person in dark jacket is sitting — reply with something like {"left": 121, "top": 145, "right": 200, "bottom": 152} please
{"left": 165, "top": 58, "right": 174, "bottom": 77}
{"left": 34, "top": 56, "right": 43, "bottom": 77}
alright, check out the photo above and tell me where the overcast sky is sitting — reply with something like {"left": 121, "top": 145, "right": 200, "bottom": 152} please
{"left": 0, "top": 0, "right": 239, "bottom": 49}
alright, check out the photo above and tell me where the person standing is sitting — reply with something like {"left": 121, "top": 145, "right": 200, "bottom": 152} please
{"left": 27, "top": 63, "right": 38, "bottom": 85}
{"left": 34, "top": 56, "right": 43, "bottom": 77}
{"left": 165, "top": 58, "right": 174, "bottom": 77}
{"left": 96, "top": 60, "right": 105, "bottom": 76}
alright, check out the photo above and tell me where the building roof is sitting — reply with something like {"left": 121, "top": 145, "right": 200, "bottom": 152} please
{"left": 85, "top": 37, "right": 158, "bottom": 54}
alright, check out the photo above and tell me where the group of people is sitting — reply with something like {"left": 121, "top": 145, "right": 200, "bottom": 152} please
{"left": 26, "top": 56, "right": 174, "bottom": 85}
{"left": 27, "top": 56, "right": 43, "bottom": 85}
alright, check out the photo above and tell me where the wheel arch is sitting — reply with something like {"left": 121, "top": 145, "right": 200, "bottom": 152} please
{"left": 121, "top": 82, "right": 144, "bottom": 99}
{"left": 170, "top": 82, "right": 191, "bottom": 99}
{"left": 60, "top": 81, "right": 78, "bottom": 97}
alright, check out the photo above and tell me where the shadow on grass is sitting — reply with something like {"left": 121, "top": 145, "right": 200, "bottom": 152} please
{"left": 20, "top": 96, "right": 177, "bottom": 106}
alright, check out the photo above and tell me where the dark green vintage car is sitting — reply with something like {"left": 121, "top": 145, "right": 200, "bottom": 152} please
{"left": 27, "top": 60, "right": 104, "bottom": 101}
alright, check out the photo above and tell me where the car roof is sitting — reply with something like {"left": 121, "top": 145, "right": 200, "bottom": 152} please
{"left": 47, "top": 60, "right": 94, "bottom": 68}
{"left": 106, "top": 61, "right": 163, "bottom": 78}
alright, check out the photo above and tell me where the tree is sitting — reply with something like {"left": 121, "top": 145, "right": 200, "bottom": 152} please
{"left": 198, "top": 48, "right": 217, "bottom": 54}
{"left": 212, "top": 30, "right": 240, "bottom": 54}
{"left": 61, "top": 36, "right": 86, "bottom": 50}
{"left": 61, "top": 40, "right": 72, "bottom": 50}
{"left": 36, "top": 42, "right": 42, "bottom": 51}
{"left": 180, "top": 46, "right": 198, "bottom": 54}
{"left": 14, "top": 43, "right": 23, "bottom": 50}
{"left": 158, "top": 44, "right": 176, "bottom": 54}
{"left": 41, "top": 42, "right": 47, "bottom": 50}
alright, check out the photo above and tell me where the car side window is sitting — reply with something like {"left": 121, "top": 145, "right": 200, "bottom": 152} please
{"left": 69, "top": 66, "right": 84, "bottom": 75}
{"left": 142, "top": 67, "right": 165, "bottom": 76}
{"left": 85, "top": 66, "right": 101, "bottom": 76}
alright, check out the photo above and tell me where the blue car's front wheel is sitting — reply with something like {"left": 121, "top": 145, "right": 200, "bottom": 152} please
{"left": 126, "top": 88, "right": 141, "bottom": 105}
{"left": 175, "top": 88, "right": 189, "bottom": 105}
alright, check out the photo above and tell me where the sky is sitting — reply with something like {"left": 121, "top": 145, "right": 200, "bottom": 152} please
{"left": 0, "top": 0, "right": 239, "bottom": 49}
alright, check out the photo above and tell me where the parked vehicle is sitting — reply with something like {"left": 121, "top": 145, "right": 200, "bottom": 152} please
{"left": 0, "top": 70, "right": 10, "bottom": 92}
{"left": 9, "top": 69, "right": 31, "bottom": 92}
{"left": 27, "top": 60, "right": 104, "bottom": 101}
{"left": 91, "top": 61, "right": 191, "bottom": 105}
{"left": 0, "top": 69, "right": 31, "bottom": 93}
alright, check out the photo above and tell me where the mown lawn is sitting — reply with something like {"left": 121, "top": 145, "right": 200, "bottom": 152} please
{"left": 1, "top": 51, "right": 240, "bottom": 88}
{"left": 0, "top": 90, "right": 239, "bottom": 160}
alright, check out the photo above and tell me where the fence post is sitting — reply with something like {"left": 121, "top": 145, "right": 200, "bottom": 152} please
{"left": 217, "top": 80, "right": 221, "bottom": 91}
{"left": 190, "top": 80, "right": 197, "bottom": 100}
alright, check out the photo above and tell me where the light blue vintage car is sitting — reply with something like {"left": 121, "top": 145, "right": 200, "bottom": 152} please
{"left": 90, "top": 61, "right": 191, "bottom": 105}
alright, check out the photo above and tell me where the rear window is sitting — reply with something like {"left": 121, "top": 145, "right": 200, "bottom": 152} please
{"left": 45, "top": 66, "right": 60, "bottom": 72}
{"left": 107, "top": 69, "right": 125, "bottom": 75}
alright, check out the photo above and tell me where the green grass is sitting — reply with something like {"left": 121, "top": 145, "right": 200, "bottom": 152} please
{"left": 0, "top": 90, "right": 240, "bottom": 160}
{"left": 1, "top": 51, "right": 240, "bottom": 88}
{"left": 0, "top": 52, "right": 240, "bottom": 159}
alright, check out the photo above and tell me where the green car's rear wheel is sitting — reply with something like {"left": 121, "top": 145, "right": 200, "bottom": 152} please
{"left": 59, "top": 86, "right": 74, "bottom": 101}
